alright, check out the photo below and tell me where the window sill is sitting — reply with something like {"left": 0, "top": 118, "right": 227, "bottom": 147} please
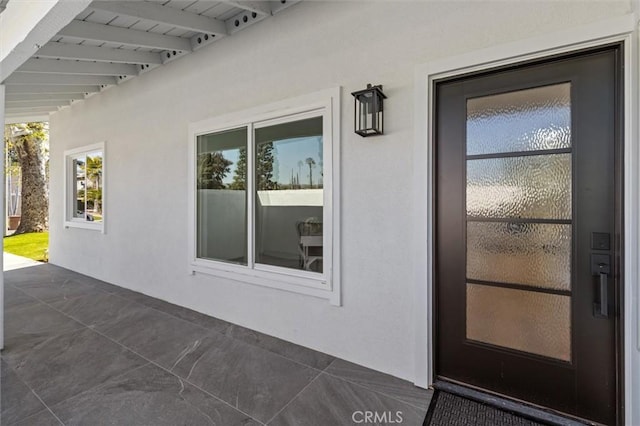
{"left": 64, "top": 220, "right": 104, "bottom": 233}
{"left": 190, "top": 259, "right": 340, "bottom": 306}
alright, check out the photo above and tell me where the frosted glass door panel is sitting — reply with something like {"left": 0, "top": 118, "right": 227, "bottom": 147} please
{"left": 467, "top": 154, "right": 571, "bottom": 219}
{"left": 467, "top": 222, "right": 571, "bottom": 290}
{"left": 466, "top": 284, "right": 571, "bottom": 361}
{"left": 465, "top": 83, "right": 574, "bottom": 362}
{"left": 467, "top": 83, "right": 571, "bottom": 155}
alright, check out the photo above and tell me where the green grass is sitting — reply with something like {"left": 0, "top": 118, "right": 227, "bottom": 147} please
{"left": 4, "top": 232, "right": 49, "bottom": 262}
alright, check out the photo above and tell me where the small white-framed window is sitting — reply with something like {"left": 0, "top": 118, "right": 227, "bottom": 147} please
{"left": 188, "top": 88, "right": 340, "bottom": 305}
{"left": 64, "top": 142, "right": 105, "bottom": 232}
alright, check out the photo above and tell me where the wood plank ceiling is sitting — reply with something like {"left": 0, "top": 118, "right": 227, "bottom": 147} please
{"left": 3, "top": 0, "right": 299, "bottom": 120}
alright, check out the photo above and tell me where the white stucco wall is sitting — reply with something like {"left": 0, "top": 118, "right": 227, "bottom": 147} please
{"left": 48, "top": 1, "right": 632, "bottom": 382}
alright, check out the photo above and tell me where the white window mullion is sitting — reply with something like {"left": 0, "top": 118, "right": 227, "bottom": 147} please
{"left": 83, "top": 156, "right": 88, "bottom": 219}
{"left": 322, "top": 107, "right": 332, "bottom": 287}
{"left": 67, "top": 158, "right": 73, "bottom": 221}
{"left": 246, "top": 123, "right": 255, "bottom": 268}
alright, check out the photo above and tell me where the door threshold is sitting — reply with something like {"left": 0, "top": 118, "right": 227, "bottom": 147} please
{"left": 434, "top": 380, "right": 596, "bottom": 426}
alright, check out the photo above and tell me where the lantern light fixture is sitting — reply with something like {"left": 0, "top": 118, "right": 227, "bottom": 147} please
{"left": 351, "top": 83, "right": 387, "bottom": 137}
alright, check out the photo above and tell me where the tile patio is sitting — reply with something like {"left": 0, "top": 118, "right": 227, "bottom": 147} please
{"left": 1, "top": 263, "right": 432, "bottom": 425}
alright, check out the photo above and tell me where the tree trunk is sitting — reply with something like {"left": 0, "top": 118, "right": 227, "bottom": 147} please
{"left": 14, "top": 135, "right": 48, "bottom": 234}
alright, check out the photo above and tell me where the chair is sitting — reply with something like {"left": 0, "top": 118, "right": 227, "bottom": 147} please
{"left": 296, "top": 220, "right": 323, "bottom": 271}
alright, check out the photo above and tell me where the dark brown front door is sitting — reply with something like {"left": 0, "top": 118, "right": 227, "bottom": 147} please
{"left": 435, "top": 46, "right": 622, "bottom": 425}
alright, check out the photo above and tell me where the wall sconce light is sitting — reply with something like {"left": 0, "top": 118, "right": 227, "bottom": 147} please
{"left": 351, "top": 83, "right": 387, "bottom": 137}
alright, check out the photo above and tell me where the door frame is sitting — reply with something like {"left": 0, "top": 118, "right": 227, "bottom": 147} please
{"left": 413, "top": 13, "right": 639, "bottom": 424}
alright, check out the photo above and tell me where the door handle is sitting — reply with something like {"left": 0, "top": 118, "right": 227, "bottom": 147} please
{"left": 591, "top": 254, "right": 610, "bottom": 318}
{"left": 596, "top": 267, "right": 608, "bottom": 318}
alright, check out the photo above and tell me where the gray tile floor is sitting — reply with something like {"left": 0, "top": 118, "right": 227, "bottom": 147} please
{"left": 2, "top": 264, "right": 432, "bottom": 425}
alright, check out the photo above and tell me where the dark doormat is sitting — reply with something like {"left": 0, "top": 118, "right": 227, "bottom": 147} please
{"left": 423, "top": 390, "right": 547, "bottom": 426}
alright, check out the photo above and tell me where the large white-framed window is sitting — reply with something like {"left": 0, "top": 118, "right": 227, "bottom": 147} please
{"left": 188, "top": 88, "right": 340, "bottom": 305}
{"left": 63, "top": 142, "right": 105, "bottom": 232}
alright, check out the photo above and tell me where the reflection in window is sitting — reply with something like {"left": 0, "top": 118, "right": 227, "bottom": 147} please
{"left": 255, "top": 117, "right": 323, "bottom": 272}
{"left": 196, "top": 127, "right": 247, "bottom": 264}
{"left": 73, "top": 158, "right": 85, "bottom": 219}
{"left": 190, "top": 89, "right": 338, "bottom": 301}
{"left": 72, "top": 151, "right": 103, "bottom": 223}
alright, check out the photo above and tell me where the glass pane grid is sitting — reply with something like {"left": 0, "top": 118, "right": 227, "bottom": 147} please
{"left": 466, "top": 147, "right": 572, "bottom": 162}
{"left": 466, "top": 221, "right": 571, "bottom": 290}
{"left": 466, "top": 284, "right": 571, "bottom": 361}
{"left": 467, "top": 154, "right": 572, "bottom": 220}
{"left": 464, "top": 83, "right": 573, "bottom": 362}
{"left": 467, "top": 83, "right": 571, "bottom": 156}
